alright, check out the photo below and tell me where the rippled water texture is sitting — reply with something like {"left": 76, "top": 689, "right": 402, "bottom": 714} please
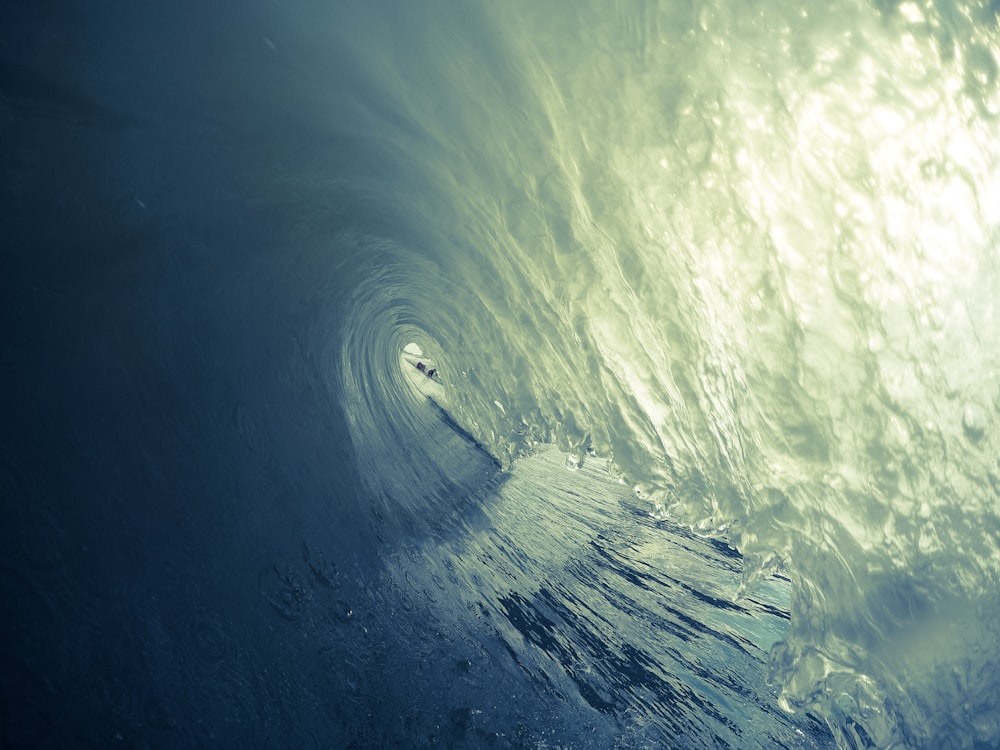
{"left": 2, "top": 0, "right": 999, "bottom": 747}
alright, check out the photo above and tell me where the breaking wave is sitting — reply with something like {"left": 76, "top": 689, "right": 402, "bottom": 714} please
{"left": 333, "top": 1, "right": 1000, "bottom": 746}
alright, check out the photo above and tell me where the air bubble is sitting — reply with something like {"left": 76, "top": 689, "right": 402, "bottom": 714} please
{"left": 962, "top": 403, "right": 987, "bottom": 442}
{"left": 966, "top": 44, "right": 998, "bottom": 89}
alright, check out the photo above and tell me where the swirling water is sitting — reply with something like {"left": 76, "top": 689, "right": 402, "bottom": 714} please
{"left": 2, "top": 0, "right": 998, "bottom": 747}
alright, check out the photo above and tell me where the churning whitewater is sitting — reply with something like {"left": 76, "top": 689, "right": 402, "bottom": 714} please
{"left": 2, "top": 0, "right": 998, "bottom": 748}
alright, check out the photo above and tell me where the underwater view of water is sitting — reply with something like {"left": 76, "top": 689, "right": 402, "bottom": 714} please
{"left": 2, "top": 0, "right": 999, "bottom": 747}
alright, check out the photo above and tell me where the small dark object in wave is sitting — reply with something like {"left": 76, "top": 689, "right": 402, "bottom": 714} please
{"left": 413, "top": 361, "right": 438, "bottom": 379}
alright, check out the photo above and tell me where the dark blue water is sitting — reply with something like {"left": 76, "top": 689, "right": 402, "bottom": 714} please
{"left": 4, "top": 1, "right": 999, "bottom": 748}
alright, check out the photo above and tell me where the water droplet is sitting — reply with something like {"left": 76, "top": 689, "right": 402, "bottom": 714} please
{"left": 966, "top": 43, "right": 997, "bottom": 88}
{"left": 962, "top": 403, "right": 987, "bottom": 442}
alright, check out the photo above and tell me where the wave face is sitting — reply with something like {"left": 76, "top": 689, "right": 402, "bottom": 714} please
{"left": 2, "top": 0, "right": 998, "bottom": 747}
{"left": 333, "top": 1, "right": 1000, "bottom": 746}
